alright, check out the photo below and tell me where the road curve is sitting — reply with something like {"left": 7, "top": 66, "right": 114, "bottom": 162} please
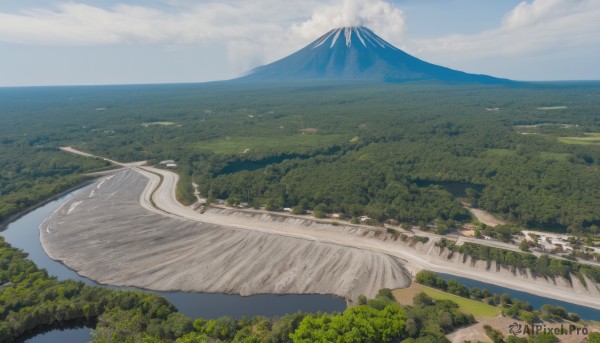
{"left": 59, "top": 147, "right": 600, "bottom": 309}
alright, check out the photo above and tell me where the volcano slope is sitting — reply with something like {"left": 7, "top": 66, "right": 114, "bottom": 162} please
{"left": 238, "top": 26, "right": 510, "bottom": 83}
{"left": 40, "top": 169, "right": 411, "bottom": 300}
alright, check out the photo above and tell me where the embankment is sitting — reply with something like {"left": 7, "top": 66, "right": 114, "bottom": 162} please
{"left": 40, "top": 169, "right": 411, "bottom": 301}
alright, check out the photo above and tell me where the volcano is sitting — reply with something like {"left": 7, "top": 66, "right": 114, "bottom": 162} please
{"left": 237, "top": 26, "right": 510, "bottom": 84}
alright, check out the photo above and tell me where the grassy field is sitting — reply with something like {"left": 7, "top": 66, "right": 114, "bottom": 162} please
{"left": 486, "top": 149, "right": 571, "bottom": 162}
{"left": 537, "top": 106, "right": 568, "bottom": 110}
{"left": 558, "top": 133, "right": 600, "bottom": 145}
{"left": 540, "top": 152, "right": 571, "bottom": 161}
{"left": 393, "top": 284, "right": 500, "bottom": 318}
{"left": 194, "top": 134, "right": 348, "bottom": 154}
{"left": 485, "top": 149, "right": 516, "bottom": 157}
{"left": 142, "top": 121, "right": 177, "bottom": 127}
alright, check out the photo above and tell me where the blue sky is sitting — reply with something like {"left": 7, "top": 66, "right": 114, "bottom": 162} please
{"left": 0, "top": 0, "right": 598, "bottom": 86}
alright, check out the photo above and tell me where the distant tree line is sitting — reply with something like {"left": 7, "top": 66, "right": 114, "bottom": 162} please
{"left": 4, "top": 83, "right": 600, "bottom": 234}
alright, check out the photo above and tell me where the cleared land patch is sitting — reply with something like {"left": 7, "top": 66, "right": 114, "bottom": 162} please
{"left": 299, "top": 128, "right": 318, "bottom": 133}
{"left": 142, "top": 121, "right": 176, "bottom": 127}
{"left": 540, "top": 152, "right": 571, "bottom": 161}
{"left": 558, "top": 133, "right": 600, "bottom": 145}
{"left": 537, "top": 106, "right": 567, "bottom": 110}
{"left": 195, "top": 134, "right": 346, "bottom": 154}
{"left": 393, "top": 284, "right": 500, "bottom": 318}
{"left": 466, "top": 206, "right": 506, "bottom": 227}
{"left": 485, "top": 149, "right": 516, "bottom": 157}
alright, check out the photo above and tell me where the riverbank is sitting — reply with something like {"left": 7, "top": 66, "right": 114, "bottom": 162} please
{"left": 0, "top": 179, "right": 94, "bottom": 231}
{"left": 38, "top": 166, "right": 600, "bottom": 310}
{"left": 2, "top": 189, "right": 346, "bottom": 320}
{"left": 40, "top": 169, "right": 412, "bottom": 301}
{"left": 134, "top": 164, "right": 600, "bottom": 310}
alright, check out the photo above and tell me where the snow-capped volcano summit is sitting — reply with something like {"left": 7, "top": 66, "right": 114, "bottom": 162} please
{"left": 237, "top": 26, "right": 510, "bottom": 84}
{"left": 313, "top": 27, "right": 396, "bottom": 49}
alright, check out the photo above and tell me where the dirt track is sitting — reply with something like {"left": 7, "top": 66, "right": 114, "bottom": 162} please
{"left": 465, "top": 206, "right": 506, "bottom": 227}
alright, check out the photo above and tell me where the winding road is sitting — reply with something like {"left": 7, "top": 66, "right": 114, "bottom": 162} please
{"left": 56, "top": 147, "right": 600, "bottom": 309}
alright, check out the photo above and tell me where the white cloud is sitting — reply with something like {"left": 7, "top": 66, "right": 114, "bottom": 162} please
{"left": 409, "top": 0, "right": 600, "bottom": 68}
{"left": 0, "top": 2, "right": 282, "bottom": 46}
{"left": 0, "top": 0, "right": 598, "bottom": 81}
{"left": 0, "top": 0, "right": 406, "bottom": 73}
{"left": 290, "top": 0, "right": 406, "bottom": 45}
{"left": 0, "top": 0, "right": 403, "bottom": 46}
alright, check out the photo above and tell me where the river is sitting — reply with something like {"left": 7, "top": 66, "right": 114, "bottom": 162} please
{"left": 4, "top": 188, "right": 599, "bottom": 342}
{"left": 1, "top": 189, "right": 346, "bottom": 342}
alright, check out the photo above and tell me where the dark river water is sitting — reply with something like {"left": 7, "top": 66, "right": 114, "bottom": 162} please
{"left": 4, "top": 188, "right": 599, "bottom": 342}
{"left": 1, "top": 189, "right": 346, "bottom": 342}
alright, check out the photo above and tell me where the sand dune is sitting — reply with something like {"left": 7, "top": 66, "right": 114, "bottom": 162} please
{"left": 40, "top": 169, "right": 411, "bottom": 300}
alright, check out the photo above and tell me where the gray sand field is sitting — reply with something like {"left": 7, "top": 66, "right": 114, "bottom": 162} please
{"left": 40, "top": 169, "right": 411, "bottom": 300}
{"left": 41, "top": 149, "right": 600, "bottom": 309}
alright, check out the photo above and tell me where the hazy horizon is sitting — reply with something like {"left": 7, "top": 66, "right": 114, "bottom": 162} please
{"left": 1, "top": 0, "right": 599, "bottom": 87}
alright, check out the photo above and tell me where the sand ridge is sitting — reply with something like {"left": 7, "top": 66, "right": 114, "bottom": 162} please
{"left": 40, "top": 169, "right": 411, "bottom": 300}
{"left": 40, "top": 150, "right": 600, "bottom": 309}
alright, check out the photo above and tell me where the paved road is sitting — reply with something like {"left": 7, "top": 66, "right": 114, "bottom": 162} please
{"left": 60, "top": 147, "right": 600, "bottom": 310}
{"left": 137, "top": 166, "right": 600, "bottom": 310}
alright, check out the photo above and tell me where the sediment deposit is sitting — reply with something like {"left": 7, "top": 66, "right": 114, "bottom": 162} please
{"left": 40, "top": 169, "right": 411, "bottom": 300}
{"left": 40, "top": 159, "right": 600, "bottom": 309}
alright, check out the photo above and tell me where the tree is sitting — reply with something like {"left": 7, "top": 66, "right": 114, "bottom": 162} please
{"left": 313, "top": 204, "right": 328, "bottom": 218}
{"left": 204, "top": 317, "right": 237, "bottom": 341}
{"left": 289, "top": 305, "right": 406, "bottom": 343}
{"left": 474, "top": 228, "right": 483, "bottom": 239}
{"left": 291, "top": 205, "right": 305, "bottom": 215}
{"left": 447, "top": 279, "right": 469, "bottom": 297}
{"left": 519, "top": 239, "right": 529, "bottom": 252}
{"left": 413, "top": 292, "right": 434, "bottom": 307}
{"left": 503, "top": 304, "right": 520, "bottom": 318}
{"left": 438, "top": 312, "right": 454, "bottom": 330}
{"left": 588, "top": 332, "right": 600, "bottom": 343}
{"left": 405, "top": 318, "right": 418, "bottom": 338}
{"left": 377, "top": 288, "right": 394, "bottom": 300}
{"left": 483, "top": 324, "right": 505, "bottom": 343}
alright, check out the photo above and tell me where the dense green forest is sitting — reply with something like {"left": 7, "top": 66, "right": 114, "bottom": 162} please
{"left": 2, "top": 82, "right": 599, "bottom": 232}
{"left": 0, "top": 145, "right": 110, "bottom": 225}
{"left": 2, "top": 81, "right": 600, "bottom": 341}
{"left": 0, "top": 236, "right": 183, "bottom": 342}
